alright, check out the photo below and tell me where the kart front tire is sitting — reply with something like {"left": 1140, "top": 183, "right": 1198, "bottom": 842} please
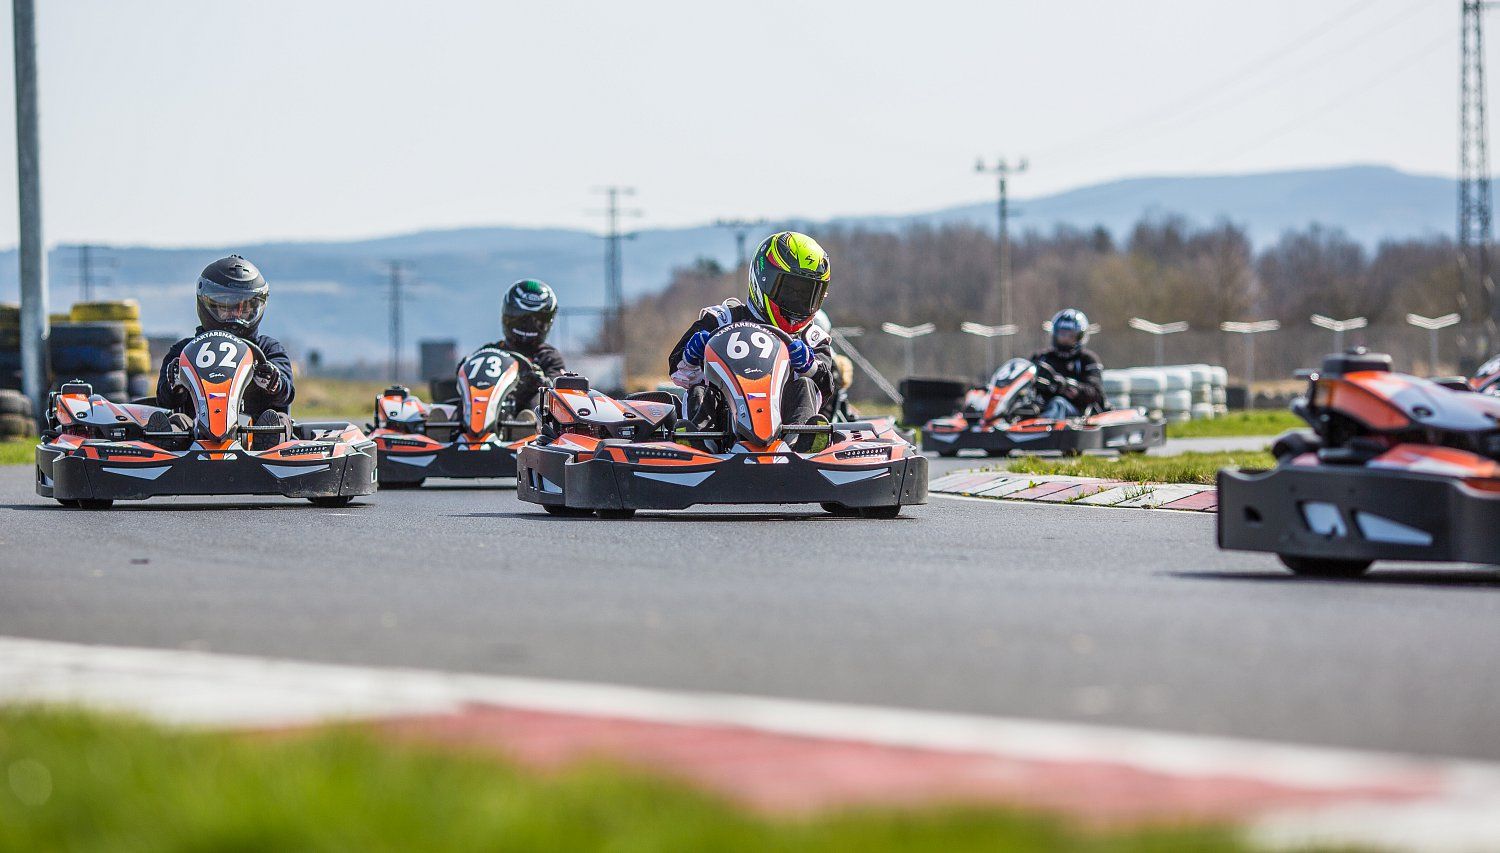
{"left": 985, "top": 449, "right": 1010, "bottom": 458}
{"left": 1278, "top": 554, "right": 1372, "bottom": 578}
{"left": 595, "top": 508, "right": 637, "bottom": 520}
{"left": 55, "top": 498, "right": 78, "bottom": 508}
{"left": 308, "top": 496, "right": 354, "bottom": 508}
{"left": 858, "top": 505, "right": 903, "bottom": 519}
{"left": 936, "top": 449, "right": 957, "bottom": 458}
{"left": 75, "top": 499, "right": 112, "bottom": 510}
{"left": 821, "top": 502, "right": 861, "bottom": 517}
{"left": 543, "top": 504, "right": 594, "bottom": 517}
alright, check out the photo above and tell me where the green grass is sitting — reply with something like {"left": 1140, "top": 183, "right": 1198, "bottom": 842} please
{"left": 293, "top": 377, "right": 390, "bottom": 423}
{"left": 0, "top": 707, "right": 1240, "bottom": 852}
{"left": 1006, "top": 450, "right": 1275, "bottom": 486}
{"left": 1165, "top": 410, "right": 1300, "bottom": 439}
{"left": 0, "top": 438, "right": 32, "bottom": 465}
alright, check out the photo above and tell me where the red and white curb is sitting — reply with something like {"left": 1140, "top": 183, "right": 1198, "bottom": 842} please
{"left": 931, "top": 471, "right": 1219, "bottom": 512}
{"left": 2, "top": 637, "right": 1499, "bottom": 849}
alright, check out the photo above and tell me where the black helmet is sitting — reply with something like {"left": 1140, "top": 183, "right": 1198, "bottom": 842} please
{"left": 196, "top": 255, "right": 268, "bottom": 336}
{"left": 1050, "top": 308, "right": 1089, "bottom": 354}
{"left": 502, "top": 279, "right": 558, "bottom": 348}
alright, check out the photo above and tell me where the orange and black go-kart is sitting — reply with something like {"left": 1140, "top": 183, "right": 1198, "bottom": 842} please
{"left": 1471, "top": 354, "right": 1500, "bottom": 395}
{"left": 35, "top": 330, "right": 376, "bottom": 509}
{"left": 516, "top": 321, "right": 928, "bottom": 519}
{"left": 921, "top": 357, "right": 1164, "bottom": 457}
{"left": 1219, "top": 349, "right": 1500, "bottom": 577}
{"left": 369, "top": 346, "right": 541, "bottom": 488}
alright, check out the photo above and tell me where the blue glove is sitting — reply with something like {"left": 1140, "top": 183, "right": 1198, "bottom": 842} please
{"left": 788, "top": 338, "right": 815, "bottom": 374}
{"left": 682, "top": 330, "right": 711, "bottom": 367}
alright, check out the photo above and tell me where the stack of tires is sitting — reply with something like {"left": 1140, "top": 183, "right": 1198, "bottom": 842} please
{"left": 71, "top": 300, "right": 153, "bottom": 398}
{"left": 1125, "top": 369, "right": 1165, "bottom": 418}
{"left": 1102, "top": 370, "right": 1133, "bottom": 411}
{"left": 50, "top": 320, "right": 128, "bottom": 401}
{"left": 0, "top": 387, "right": 34, "bottom": 438}
{"left": 1187, "top": 364, "right": 1216, "bottom": 421}
{"left": 1161, "top": 367, "right": 1194, "bottom": 423}
{"left": 0, "top": 303, "right": 19, "bottom": 391}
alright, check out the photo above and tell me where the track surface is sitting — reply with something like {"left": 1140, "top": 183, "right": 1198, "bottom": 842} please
{"left": 4, "top": 454, "right": 1500, "bottom": 762}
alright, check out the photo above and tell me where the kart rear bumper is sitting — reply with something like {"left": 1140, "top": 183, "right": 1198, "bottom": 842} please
{"left": 1217, "top": 463, "right": 1500, "bottom": 565}
{"left": 516, "top": 444, "right": 929, "bottom": 511}
{"left": 921, "top": 419, "right": 1164, "bottom": 454}
{"left": 376, "top": 441, "right": 520, "bottom": 483}
{"left": 36, "top": 442, "right": 378, "bottom": 502}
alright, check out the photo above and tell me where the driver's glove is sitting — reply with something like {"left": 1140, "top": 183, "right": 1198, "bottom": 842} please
{"left": 1061, "top": 379, "right": 1081, "bottom": 400}
{"left": 787, "top": 339, "right": 815, "bottom": 374}
{"left": 165, "top": 359, "right": 182, "bottom": 388}
{"left": 252, "top": 362, "right": 284, "bottom": 395}
{"left": 681, "top": 330, "right": 711, "bottom": 367}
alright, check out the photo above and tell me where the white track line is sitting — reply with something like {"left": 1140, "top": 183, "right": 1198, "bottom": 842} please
{"left": 1, "top": 635, "right": 1497, "bottom": 850}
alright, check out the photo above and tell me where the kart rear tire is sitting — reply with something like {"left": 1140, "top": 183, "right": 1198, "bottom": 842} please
{"left": 936, "top": 449, "right": 957, "bottom": 458}
{"left": 75, "top": 499, "right": 113, "bottom": 510}
{"left": 1120, "top": 448, "right": 1149, "bottom": 455}
{"left": 595, "top": 508, "right": 636, "bottom": 520}
{"left": 1061, "top": 448, "right": 1083, "bottom": 458}
{"left": 858, "top": 505, "right": 903, "bottom": 519}
{"left": 308, "top": 496, "right": 354, "bottom": 508}
{"left": 820, "top": 502, "right": 861, "bottom": 517}
{"left": 984, "top": 448, "right": 1010, "bottom": 458}
{"left": 1278, "top": 554, "right": 1372, "bottom": 578}
{"left": 544, "top": 504, "right": 595, "bottom": 517}
{"left": 55, "top": 498, "right": 78, "bottom": 508}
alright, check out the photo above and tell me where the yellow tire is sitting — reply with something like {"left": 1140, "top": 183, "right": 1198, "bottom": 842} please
{"left": 71, "top": 300, "right": 140, "bottom": 322}
{"left": 126, "top": 349, "right": 153, "bottom": 375}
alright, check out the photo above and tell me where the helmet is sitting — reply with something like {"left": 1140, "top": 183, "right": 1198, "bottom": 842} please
{"left": 196, "top": 255, "right": 268, "bottom": 336}
{"left": 747, "top": 231, "right": 830, "bottom": 334}
{"left": 502, "top": 279, "right": 558, "bottom": 348}
{"left": 1049, "top": 308, "right": 1089, "bottom": 354}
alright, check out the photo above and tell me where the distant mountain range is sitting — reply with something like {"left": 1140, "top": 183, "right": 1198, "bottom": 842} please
{"left": 0, "top": 164, "right": 1460, "bottom": 362}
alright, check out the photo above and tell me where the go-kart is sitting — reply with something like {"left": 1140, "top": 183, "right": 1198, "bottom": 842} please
{"left": 369, "top": 345, "right": 541, "bottom": 487}
{"left": 1218, "top": 350, "right": 1500, "bottom": 577}
{"left": 1471, "top": 354, "right": 1500, "bottom": 395}
{"left": 920, "top": 357, "right": 1165, "bottom": 457}
{"left": 35, "top": 329, "right": 375, "bottom": 509}
{"left": 516, "top": 321, "right": 927, "bottom": 518}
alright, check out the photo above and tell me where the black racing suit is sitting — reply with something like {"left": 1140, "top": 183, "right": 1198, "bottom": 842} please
{"left": 476, "top": 340, "right": 566, "bottom": 412}
{"left": 156, "top": 328, "right": 295, "bottom": 420}
{"left": 1029, "top": 347, "right": 1105, "bottom": 412}
{"left": 667, "top": 299, "right": 835, "bottom": 428}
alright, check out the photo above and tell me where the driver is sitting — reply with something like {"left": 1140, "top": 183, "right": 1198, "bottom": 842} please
{"left": 1031, "top": 308, "right": 1104, "bottom": 419}
{"left": 667, "top": 231, "right": 836, "bottom": 448}
{"left": 476, "top": 279, "right": 567, "bottom": 413}
{"left": 156, "top": 255, "right": 294, "bottom": 425}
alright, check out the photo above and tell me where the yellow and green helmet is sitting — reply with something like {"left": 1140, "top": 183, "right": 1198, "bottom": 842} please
{"left": 747, "top": 231, "right": 831, "bottom": 334}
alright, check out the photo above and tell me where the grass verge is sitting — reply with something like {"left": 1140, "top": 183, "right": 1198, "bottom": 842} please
{"left": 0, "top": 707, "right": 1239, "bottom": 852}
{"left": 293, "top": 377, "right": 389, "bottom": 423}
{"left": 1006, "top": 451, "right": 1275, "bottom": 486}
{"left": 1165, "top": 410, "right": 1300, "bottom": 439}
{"left": 0, "top": 438, "right": 32, "bottom": 465}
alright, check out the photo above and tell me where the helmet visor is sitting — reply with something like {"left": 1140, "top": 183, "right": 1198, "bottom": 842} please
{"left": 199, "top": 281, "right": 266, "bottom": 327}
{"left": 767, "top": 272, "right": 828, "bottom": 322}
{"left": 504, "top": 311, "right": 553, "bottom": 341}
{"left": 1053, "top": 326, "right": 1081, "bottom": 348}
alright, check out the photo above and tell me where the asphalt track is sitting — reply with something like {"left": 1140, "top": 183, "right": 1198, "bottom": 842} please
{"left": 4, "top": 440, "right": 1500, "bottom": 764}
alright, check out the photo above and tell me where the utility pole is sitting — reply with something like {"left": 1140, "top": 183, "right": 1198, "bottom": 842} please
{"left": 67, "top": 244, "right": 113, "bottom": 301}
{"left": 1128, "top": 317, "right": 1189, "bottom": 366}
{"left": 1219, "top": 320, "right": 1280, "bottom": 391}
{"left": 590, "top": 187, "right": 642, "bottom": 354}
{"left": 13, "top": 0, "right": 47, "bottom": 426}
{"left": 1460, "top": 0, "right": 1497, "bottom": 366}
{"left": 975, "top": 157, "right": 1027, "bottom": 359}
{"left": 386, "top": 261, "right": 408, "bottom": 382}
{"left": 714, "top": 218, "right": 769, "bottom": 269}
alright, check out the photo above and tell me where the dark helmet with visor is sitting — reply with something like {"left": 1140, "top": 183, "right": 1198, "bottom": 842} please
{"left": 1049, "top": 308, "right": 1089, "bottom": 354}
{"left": 196, "top": 255, "right": 268, "bottom": 337}
{"left": 747, "top": 231, "right": 831, "bottom": 334}
{"left": 502, "top": 279, "right": 558, "bottom": 348}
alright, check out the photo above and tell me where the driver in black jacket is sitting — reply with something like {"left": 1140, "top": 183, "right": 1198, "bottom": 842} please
{"left": 477, "top": 279, "right": 567, "bottom": 413}
{"left": 1031, "top": 308, "right": 1104, "bottom": 419}
{"left": 156, "top": 255, "right": 294, "bottom": 423}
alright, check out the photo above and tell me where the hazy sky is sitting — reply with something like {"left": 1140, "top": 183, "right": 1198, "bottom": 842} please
{"left": 0, "top": 0, "right": 1470, "bottom": 245}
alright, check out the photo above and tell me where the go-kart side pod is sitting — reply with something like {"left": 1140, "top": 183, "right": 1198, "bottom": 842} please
{"left": 921, "top": 409, "right": 1164, "bottom": 456}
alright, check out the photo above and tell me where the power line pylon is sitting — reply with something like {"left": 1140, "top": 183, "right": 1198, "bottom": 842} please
{"left": 975, "top": 157, "right": 1028, "bottom": 359}
{"left": 714, "top": 218, "right": 769, "bottom": 269}
{"left": 1460, "top": 0, "right": 1496, "bottom": 363}
{"left": 590, "top": 187, "right": 642, "bottom": 353}
{"left": 386, "top": 260, "right": 408, "bottom": 382}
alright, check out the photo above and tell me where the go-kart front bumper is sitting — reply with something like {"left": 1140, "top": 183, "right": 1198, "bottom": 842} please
{"left": 516, "top": 444, "right": 929, "bottom": 512}
{"left": 376, "top": 440, "right": 521, "bottom": 483}
{"left": 36, "top": 442, "right": 378, "bottom": 502}
{"left": 1217, "top": 463, "right": 1500, "bottom": 566}
{"left": 922, "top": 419, "right": 1164, "bottom": 455}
